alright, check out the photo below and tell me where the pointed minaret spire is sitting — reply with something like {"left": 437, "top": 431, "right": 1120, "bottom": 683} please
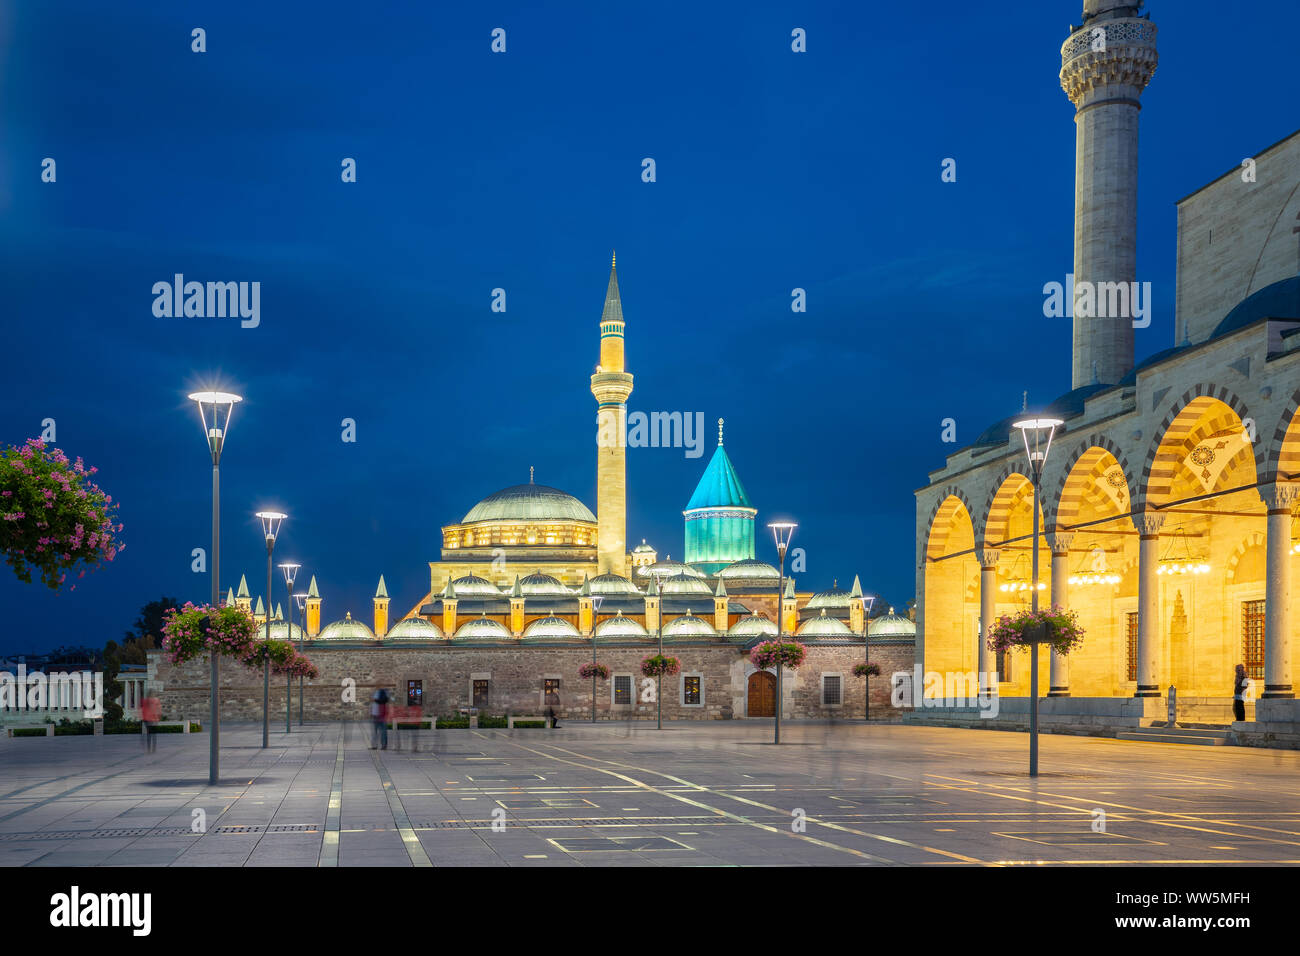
{"left": 375, "top": 575, "right": 388, "bottom": 599}
{"left": 254, "top": 596, "right": 265, "bottom": 617}
{"left": 225, "top": 586, "right": 235, "bottom": 607}
{"left": 510, "top": 574, "right": 522, "bottom": 598}
{"left": 307, "top": 575, "right": 319, "bottom": 598}
{"left": 274, "top": 603, "right": 284, "bottom": 621}
{"left": 237, "top": 574, "right": 250, "bottom": 598}
{"left": 849, "top": 575, "right": 863, "bottom": 598}
{"left": 592, "top": 252, "right": 634, "bottom": 575}
{"left": 601, "top": 253, "right": 623, "bottom": 327}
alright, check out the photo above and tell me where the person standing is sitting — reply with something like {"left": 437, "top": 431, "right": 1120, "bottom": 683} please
{"left": 140, "top": 692, "right": 161, "bottom": 752}
{"left": 1233, "top": 664, "right": 1249, "bottom": 722}
{"left": 370, "top": 688, "right": 390, "bottom": 750}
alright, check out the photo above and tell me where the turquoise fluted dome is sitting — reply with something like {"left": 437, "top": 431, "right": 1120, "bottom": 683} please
{"left": 683, "top": 433, "right": 757, "bottom": 575}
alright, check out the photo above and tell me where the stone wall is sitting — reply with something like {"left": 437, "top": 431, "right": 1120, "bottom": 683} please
{"left": 146, "top": 639, "right": 914, "bottom": 723}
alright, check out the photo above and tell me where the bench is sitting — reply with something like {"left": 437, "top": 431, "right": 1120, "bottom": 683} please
{"left": 507, "top": 715, "right": 553, "bottom": 729}
{"left": 388, "top": 706, "right": 429, "bottom": 751}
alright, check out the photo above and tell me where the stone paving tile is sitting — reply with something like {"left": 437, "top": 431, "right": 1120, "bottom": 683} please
{"left": 3, "top": 721, "right": 1300, "bottom": 866}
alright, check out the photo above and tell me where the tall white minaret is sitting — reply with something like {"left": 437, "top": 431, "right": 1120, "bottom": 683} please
{"left": 1060, "top": 0, "right": 1158, "bottom": 388}
{"left": 591, "top": 253, "right": 633, "bottom": 575}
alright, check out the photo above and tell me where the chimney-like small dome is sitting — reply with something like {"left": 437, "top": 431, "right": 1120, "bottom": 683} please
{"left": 453, "top": 615, "right": 511, "bottom": 641}
{"left": 386, "top": 616, "right": 445, "bottom": 641}
{"left": 521, "top": 615, "right": 583, "bottom": 642}
{"left": 797, "top": 608, "right": 854, "bottom": 638}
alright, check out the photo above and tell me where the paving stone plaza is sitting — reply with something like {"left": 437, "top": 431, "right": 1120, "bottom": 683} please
{"left": 3, "top": 722, "right": 1299, "bottom": 867}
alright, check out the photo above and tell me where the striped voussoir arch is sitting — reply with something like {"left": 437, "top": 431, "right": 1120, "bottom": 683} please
{"left": 1224, "top": 531, "right": 1267, "bottom": 583}
{"left": 1140, "top": 384, "right": 1255, "bottom": 504}
{"left": 1265, "top": 384, "right": 1300, "bottom": 484}
{"left": 1047, "top": 433, "right": 1133, "bottom": 529}
{"left": 924, "top": 484, "right": 977, "bottom": 558}
{"left": 976, "top": 464, "right": 1032, "bottom": 546}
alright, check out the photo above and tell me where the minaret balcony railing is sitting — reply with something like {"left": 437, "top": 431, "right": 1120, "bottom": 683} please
{"left": 1061, "top": 17, "right": 1156, "bottom": 66}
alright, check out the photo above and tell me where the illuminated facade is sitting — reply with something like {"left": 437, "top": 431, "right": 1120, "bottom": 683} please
{"left": 916, "top": 2, "right": 1300, "bottom": 731}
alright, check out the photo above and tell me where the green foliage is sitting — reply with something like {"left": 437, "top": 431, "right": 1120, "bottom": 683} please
{"left": 12, "top": 727, "right": 47, "bottom": 737}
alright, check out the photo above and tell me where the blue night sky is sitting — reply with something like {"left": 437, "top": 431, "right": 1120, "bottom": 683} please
{"left": 1, "top": 1, "right": 1296, "bottom": 652}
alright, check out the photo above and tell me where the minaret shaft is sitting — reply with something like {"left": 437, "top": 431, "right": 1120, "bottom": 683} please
{"left": 591, "top": 255, "right": 632, "bottom": 575}
{"left": 1060, "top": 2, "right": 1157, "bottom": 388}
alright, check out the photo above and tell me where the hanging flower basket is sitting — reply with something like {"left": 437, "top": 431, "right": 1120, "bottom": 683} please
{"left": 987, "top": 606, "right": 1084, "bottom": 658}
{"left": 276, "top": 650, "right": 319, "bottom": 679}
{"left": 161, "top": 603, "right": 259, "bottom": 664}
{"left": 578, "top": 662, "right": 610, "bottom": 681}
{"left": 750, "top": 640, "right": 807, "bottom": 671}
{"left": 852, "top": 662, "right": 881, "bottom": 678}
{"left": 0, "top": 438, "right": 123, "bottom": 590}
{"left": 640, "top": 655, "right": 680, "bottom": 678}
{"left": 244, "top": 638, "right": 296, "bottom": 670}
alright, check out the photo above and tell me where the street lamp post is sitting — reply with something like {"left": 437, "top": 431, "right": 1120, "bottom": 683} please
{"left": 188, "top": 390, "right": 242, "bottom": 787}
{"left": 769, "top": 521, "right": 797, "bottom": 745}
{"left": 293, "top": 591, "right": 308, "bottom": 726}
{"left": 256, "top": 511, "right": 287, "bottom": 749}
{"left": 863, "top": 594, "right": 876, "bottom": 722}
{"left": 590, "top": 594, "right": 604, "bottom": 723}
{"left": 279, "top": 562, "right": 300, "bottom": 734}
{"left": 650, "top": 570, "right": 668, "bottom": 731}
{"left": 1012, "top": 415, "right": 1063, "bottom": 778}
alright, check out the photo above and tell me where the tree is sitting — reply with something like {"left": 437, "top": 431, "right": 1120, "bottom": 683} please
{"left": 100, "top": 595, "right": 179, "bottom": 722}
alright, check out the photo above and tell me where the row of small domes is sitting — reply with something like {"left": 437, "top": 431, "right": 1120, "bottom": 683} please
{"left": 315, "top": 607, "right": 915, "bottom": 642}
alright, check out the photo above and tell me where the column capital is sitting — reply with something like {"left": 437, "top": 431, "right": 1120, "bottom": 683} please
{"left": 1261, "top": 481, "right": 1300, "bottom": 513}
{"left": 1047, "top": 531, "right": 1075, "bottom": 555}
{"left": 1137, "top": 512, "right": 1166, "bottom": 537}
{"left": 976, "top": 548, "right": 1001, "bottom": 570}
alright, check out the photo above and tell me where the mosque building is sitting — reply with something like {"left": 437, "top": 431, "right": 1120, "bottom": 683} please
{"left": 153, "top": 256, "right": 916, "bottom": 722}
{"left": 915, "top": 0, "right": 1300, "bottom": 741}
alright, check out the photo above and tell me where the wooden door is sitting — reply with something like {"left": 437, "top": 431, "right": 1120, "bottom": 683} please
{"left": 747, "top": 671, "right": 775, "bottom": 717}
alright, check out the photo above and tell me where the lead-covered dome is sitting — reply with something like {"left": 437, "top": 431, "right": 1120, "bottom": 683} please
{"left": 662, "top": 612, "right": 718, "bottom": 639}
{"left": 805, "top": 584, "right": 852, "bottom": 611}
{"left": 386, "top": 616, "right": 445, "bottom": 641}
{"left": 316, "top": 612, "right": 377, "bottom": 642}
{"left": 453, "top": 615, "right": 512, "bottom": 641}
{"left": 869, "top": 609, "right": 916, "bottom": 638}
{"left": 658, "top": 572, "right": 714, "bottom": 596}
{"left": 594, "top": 614, "right": 649, "bottom": 638}
{"left": 463, "top": 483, "right": 596, "bottom": 523}
{"left": 717, "top": 559, "right": 779, "bottom": 580}
{"left": 798, "top": 608, "right": 854, "bottom": 638}
{"left": 521, "top": 615, "right": 583, "bottom": 641}
{"left": 728, "top": 611, "right": 777, "bottom": 639}
{"left": 518, "top": 572, "right": 572, "bottom": 596}
{"left": 449, "top": 573, "right": 502, "bottom": 597}
{"left": 589, "top": 572, "right": 643, "bottom": 595}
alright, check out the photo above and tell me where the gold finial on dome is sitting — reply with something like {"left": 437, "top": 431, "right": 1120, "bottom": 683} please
{"left": 529, "top": 466, "right": 534, "bottom": 484}
{"left": 611, "top": 249, "right": 616, "bottom": 269}
{"left": 718, "top": 418, "right": 724, "bottom": 446}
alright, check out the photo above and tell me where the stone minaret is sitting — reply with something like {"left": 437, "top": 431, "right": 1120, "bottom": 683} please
{"left": 591, "top": 253, "right": 634, "bottom": 575}
{"left": 1060, "top": 0, "right": 1158, "bottom": 387}
{"left": 305, "top": 574, "right": 321, "bottom": 638}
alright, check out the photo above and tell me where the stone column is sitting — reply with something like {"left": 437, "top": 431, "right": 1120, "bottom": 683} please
{"left": 977, "top": 548, "right": 1001, "bottom": 693}
{"left": 1135, "top": 512, "right": 1165, "bottom": 697}
{"left": 1048, "top": 531, "right": 1074, "bottom": 696}
{"left": 1262, "top": 482, "right": 1298, "bottom": 699}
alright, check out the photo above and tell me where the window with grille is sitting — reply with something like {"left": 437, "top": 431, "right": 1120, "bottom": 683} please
{"left": 472, "top": 680, "right": 489, "bottom": 708}
{"left": 613, "top": 675, "right": 632, "bottom": 705}
{"left": 407, "top": 680, "right": 422, "bottom": 708}
{"left": 1126, "top": 612, "right": 1139, "bottom": 682}
{"left": 683, "top": 675, "right": 701, "bottom": 705}
{"left": 822, "top": 675, "right": 842, "bottom": 706}
{"left": 1242, "top": 600, "right": 1266, "bottom": 680}
{"left": 543, "top": 679, "right": 561, "bottom": 704}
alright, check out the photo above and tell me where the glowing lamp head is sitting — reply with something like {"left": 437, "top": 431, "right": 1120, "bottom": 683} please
{"left": 256, "top": 511, "right": 287, "bottom": 545}
{"left": 278, "top": 561, "right": 301, "bottom": 588}
{"left": 767, "top": 521, "right": 797, "bottom": 556}
{"left": 188, "top": 390, "right": 242, "bottom": 459}
{"left": 1012, "top": 416, "right": 1065, "bottom": 478}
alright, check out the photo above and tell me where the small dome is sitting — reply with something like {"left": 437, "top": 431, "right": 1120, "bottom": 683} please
{"left": 521, "top": 615, "right": 582, "bottom": 641}
{"left": 662, "top": 612, "right": 718, "bottom": 638}
{"left": 316, "top": 612, "right": 377, "bottom": 642}
{"left": 386, "top": 616, "right": 445, "bottom": 641}
{"left": 728, "top": 611, "right": 777, "bottom": 638}
{"left": 657, "top": 572, "right": 714, "bottom": 596}
{"left": 265, "top": 620, "right": 307, "bottom": 643}
{"left": 589, "top": 573, "right": 643, "bottom": 595}
{"left": 797, "top": 608, "right": 854, "bottom": 638}
{"left": 450, "top": 574, "right": 502, "bottom": 597}
{"left": 717, "top": 559, "right": 780, "bottom": 580}
{"left": 869, "top": 609, "right": 916, "bottom": 638}
{"left": 453, "top": 615, "right": 512, "bottom": 641}
{"left": 635, "top": 558, "right": 705, "bottom": 580}
{"left": 462, "top": 483, "right": 596, "bottom": 524}
{"left": 631, "top": 540, "right": 656, "bottom": 554}
{"left": 1211, "top": 276, "right": 1300, "bottom": 340}
{"left": 805, "top": 584, "right": 851, "bottom": 610}
{"left": 594, "top": 614, "right": 649, "bottom": 638}
{"left": 518, "top": 572, "right": 572, "bottom": 596}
